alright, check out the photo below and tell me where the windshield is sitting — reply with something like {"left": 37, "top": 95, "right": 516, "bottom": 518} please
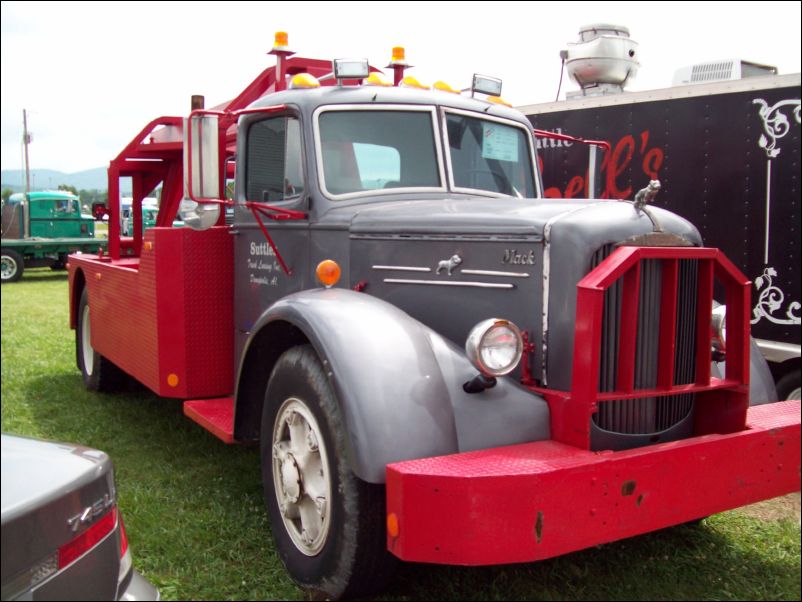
{"left": 317, "top": 109, "right": 441, "bottom": 197}
{"left": 446, "top": 112, "right": 536, "bottom": 197}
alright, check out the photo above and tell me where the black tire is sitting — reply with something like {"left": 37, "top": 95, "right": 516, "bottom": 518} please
{"left": 261, "top": 345, "right": 397, "bottom": 600}
{"left": 776, "top": 370, "right": 801, "bottom": 400}
{"left": 50, "top": 255, "right": 67, "bottom": 271}
{"left": 76, "top": 288, "right": 126, "bottom": 392}
{"left": 1, "top": 249, "right": 24, "bottom": 283}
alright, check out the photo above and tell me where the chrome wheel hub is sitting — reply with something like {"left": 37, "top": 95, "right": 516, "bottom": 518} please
{"left": 272, "top": 398, "right": 331, "bottom": 556}
{"left": 1, "top": 256, "right": 16, "bottom": 280}
{"left": 81, "top": 304, "right": 95, "bottom": 376}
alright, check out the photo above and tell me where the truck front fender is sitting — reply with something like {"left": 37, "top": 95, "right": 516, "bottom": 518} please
{"left": 713, "top": 337, "right": 778, "bottom": 404}
{"left": 241, "top": 288, "right": 550, "bottom": 483}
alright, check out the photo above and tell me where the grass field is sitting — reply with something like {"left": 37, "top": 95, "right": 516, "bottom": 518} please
{"left": 2, "top": 269, "right": 800, "bottom": 601}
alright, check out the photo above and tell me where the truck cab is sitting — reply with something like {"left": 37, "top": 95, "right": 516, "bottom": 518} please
{"left": 4, "top": 191, "right": 95, "bottom": 239}
{"left": 65, "top": 38, "right": 800, "bottom": 600}
{"left": 1, "top": 191, "right": 104, "bottom": 282}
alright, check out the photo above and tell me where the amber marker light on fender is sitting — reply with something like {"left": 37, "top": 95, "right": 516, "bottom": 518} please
{"left": 316, "top": 260, "right": 341, "bottom": 288}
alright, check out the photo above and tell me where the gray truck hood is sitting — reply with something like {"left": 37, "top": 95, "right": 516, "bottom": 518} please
{"left": 345, "top": 196, "right": 701, "bottom": 243}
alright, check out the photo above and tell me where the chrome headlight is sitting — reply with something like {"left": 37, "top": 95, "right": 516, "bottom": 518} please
{"left": 465, "top": 319, "right": 523, "bottom": 377}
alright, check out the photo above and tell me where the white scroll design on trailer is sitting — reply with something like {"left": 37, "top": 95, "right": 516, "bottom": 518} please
{"left": 754, "top": 98, "right": 801, "bottom": 159}
{"left": 750, "top": 98, "right": 800, "bottom": 327}
{"left": 751, "top": 267, "right": 801, "bottom": 326}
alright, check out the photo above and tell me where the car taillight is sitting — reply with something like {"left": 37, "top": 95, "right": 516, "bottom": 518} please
{"left": 117, "top": 510, "right": 134, "bottom": 585}
{"left": 58, "top": 506, "right": 117, "bottom": 569}
{"left": 118, "top": 511, "right": 129, "bottom": 557}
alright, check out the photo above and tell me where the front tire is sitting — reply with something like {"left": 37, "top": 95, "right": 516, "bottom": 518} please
{"left": 1, "top": 249, "right": 24, "bottom": 283}
{"left": 261, "top": 345, "right": 396, "bottom": 600}
{"left": 76, "top": 288, "right": 126, "bottom": 392}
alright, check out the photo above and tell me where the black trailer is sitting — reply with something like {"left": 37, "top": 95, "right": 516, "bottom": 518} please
{"left": 521, "top": 73, "right": 801, "bottom": 399}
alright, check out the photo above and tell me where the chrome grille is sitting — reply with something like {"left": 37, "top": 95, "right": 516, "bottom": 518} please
{"left": 592, "top": 245, "right": 698, "bottom": 435}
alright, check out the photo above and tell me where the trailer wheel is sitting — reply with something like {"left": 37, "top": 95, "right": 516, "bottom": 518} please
{"left": 776, "top": 371, "right": 801, "bottom": 400}
{"left": 76, "top": 288, "right": 126, "bottom": 392}
{"left": 1, "top": 249, "right": 24, "bottom": 283}
{"left": 261, "top": 345, "right": 397, "bottom": 600}
{"left": 50, "top": 254, "right": 67, "bottom": 270}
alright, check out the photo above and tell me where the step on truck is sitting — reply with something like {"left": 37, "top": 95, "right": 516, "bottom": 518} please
{"left": 1, "top": 190, "right": 107, "bottom": 283}
{"left": 66, "top": 33, "right": 800, "bottom": 600}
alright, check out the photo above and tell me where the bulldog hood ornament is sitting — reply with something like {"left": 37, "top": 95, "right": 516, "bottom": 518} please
{"left": 633, "top": 179, "right": 661, "bottom": 212}
{"left": 631, "top": 179, "right": 663, "bottom": 232}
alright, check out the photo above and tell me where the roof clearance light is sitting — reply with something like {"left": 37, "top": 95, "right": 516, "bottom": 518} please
{"left": 273, "top": 31, "right": 290, "bottom": 51}
{"left": 365, "top": 72, "right": 392, "bottom": 87}
{"left": 433, "top": 80, "right": 460, "bottom": 94}
{"left": 472, "top": 74, "right": 503, "bottom": 97}
{"left": 401, "top": 75, "right": 428, "bottom": 90}
{"left": 487, "top": 95, "right": 512, "bottom": 107}
{"left": 390, "top": 46, "right": 408, "bottom": 66}
{"left": 290, "top": 73, "right": 321, "bottom": 89}
{"left": 333, "top": 58, "right": 370, "bottom": 80}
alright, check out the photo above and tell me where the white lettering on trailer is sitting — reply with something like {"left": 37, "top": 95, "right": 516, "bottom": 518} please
{"left": 535, "top": 128, "right": 574, "bottom": 150}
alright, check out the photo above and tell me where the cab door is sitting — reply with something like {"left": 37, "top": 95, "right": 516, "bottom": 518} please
{"left": 233, "top": 113, "right": 309, "bottom": 361}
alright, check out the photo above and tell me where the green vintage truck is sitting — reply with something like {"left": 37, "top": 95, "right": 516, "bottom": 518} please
{"left": 1, "top": 190, "right": 107, "bottom": 283}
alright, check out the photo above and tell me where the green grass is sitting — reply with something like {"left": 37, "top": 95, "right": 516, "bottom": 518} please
{"left": 2, "top": 270, "right": 800, "bottom": 601}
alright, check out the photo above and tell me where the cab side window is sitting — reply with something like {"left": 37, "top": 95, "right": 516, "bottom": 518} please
{"left": 246, "top": 116, "right": 304, "bottom": 203}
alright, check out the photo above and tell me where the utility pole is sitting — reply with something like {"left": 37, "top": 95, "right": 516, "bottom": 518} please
{"left": 23, "top": 109, "right": 32, "bottom": 194}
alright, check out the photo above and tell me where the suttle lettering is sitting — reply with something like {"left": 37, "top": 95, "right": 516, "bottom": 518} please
{"left": 250, "top": 242, "right": 276, "bottom": 257}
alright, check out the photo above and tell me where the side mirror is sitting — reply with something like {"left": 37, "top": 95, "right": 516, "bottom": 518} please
{"left": 182, "top": 112, "right": 221, "bottom": 230}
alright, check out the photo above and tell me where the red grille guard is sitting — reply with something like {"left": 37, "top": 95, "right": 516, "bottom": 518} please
{"left": 548, "top": 246, "right": 752, "bottom": 449}
{"left": 385, "top": 248, "right": 800, "bottom": 565}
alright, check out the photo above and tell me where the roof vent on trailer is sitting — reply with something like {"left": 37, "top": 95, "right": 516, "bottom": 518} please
{"left": 562, "top": 23, "right": 639, "bottom": 98}
{"left": 672, "top": 60, "right": 778, "bottom": 86}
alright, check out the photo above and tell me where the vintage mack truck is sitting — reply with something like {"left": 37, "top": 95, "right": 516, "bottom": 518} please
{"left": 1, "top": 190, "right": 106, "bottom": 282}
{"left": 66, "top": 34, "right": 800, "bottom": 599}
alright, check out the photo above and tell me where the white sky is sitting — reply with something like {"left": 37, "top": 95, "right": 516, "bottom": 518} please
{"left": 2, "top": 0, "right": 800, "bottom": 175}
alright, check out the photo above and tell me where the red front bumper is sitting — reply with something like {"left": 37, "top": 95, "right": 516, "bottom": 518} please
{"left": 386, "top": 401, "right": 800, "bottom": 565}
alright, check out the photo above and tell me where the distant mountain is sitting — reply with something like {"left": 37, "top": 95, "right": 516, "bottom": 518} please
{"left": 0, "top": 168, "right": 131, "bottom": 194}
